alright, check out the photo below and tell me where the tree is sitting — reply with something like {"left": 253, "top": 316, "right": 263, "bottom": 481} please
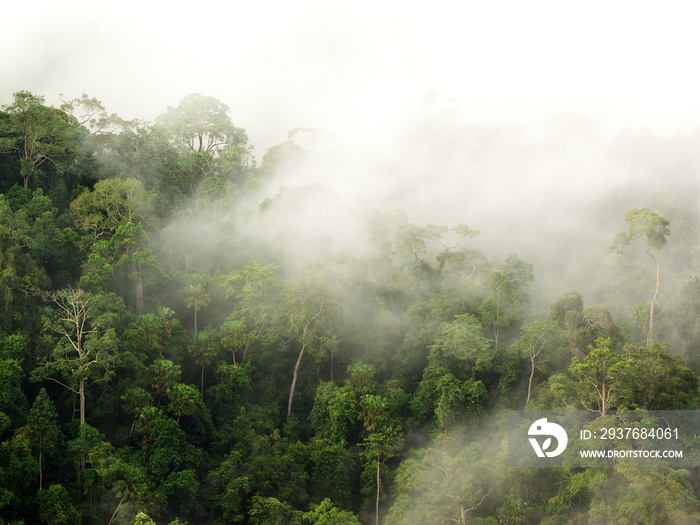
{"left": 368, "top": 210, "right": 482, "bottom": 292}
{"left": 568, "top": 337, "right": 620, "bottom": 416}
{"left": 149, "top": 359, "right": 181, "bottom": 408}
{"left": 359, "top": 394, "right": 403, "bottom": 525}
{"left": 166, "top": 383, "right": 201, "bottom": 424}
{"left": 0, "top": 339, "right": 28, "bottom": 433}
{"left": 0, "top": 194, "right": 49, "bottom": 317}
{"left": 387, "top": 435, "right": 502, "bottom": 524}
{"left": 205, "top": 450, "right": 249, "bottom": 524}
{"left": 245, "top": 430, "right": 309, "bottom": 506}
{"left": 671, "top": 276, "right": 700, "bottom": 367}
{"left": 611, "top": 208, "right": 671, "bottom": 346}
{"left": 70, "top": 177, "right": 156, "bottom": 245}
{"left": 59, "top": 93, "right": 129, "bottom": 138}
{"left": 95, "top": 123, "right": 187, "bottom": 204}
{"left": 615, "top": 343, "right": 699, "bottom": 410}
{"left": 28, "top": 388, "right": 62, "bottom": 490}
{"left": 429, "top": 313, "right": 494, "bottom": 373}
{"left": 1, "top": 91, "right": 86, "bottom": 190}
{"left": 180, "top": 275, "right": 210, "bottom": 335}
{"left": 37, "top": 484, "right": 81, "bottom": 525}
{"left": 188, "top": 328, "right": 220, "bottom": 396}
{"left": 155, "top": 94, "right": 248, "bottom": 196}
{"left": 278, "top": 282, "right": 339, "bottom": 417}
{"left": 478, "top": 253, "right": 533, "bottom": 349}
{"left": 586, "top": 467, "right": 698, "bottom": 524}
{"left": 0, "top": 425, "right": 38, "bottom": 522}
{"left": 223, "top": 263, "right": 279, "bottom": 364}
{"left": 248, "top": 496, "right": 301, "bottom": 525}
{"left": 38, "top": 288, "right": 121, "bottom": 426}
{"left": 303, "top": 498, "right": 361, "bottom": 524}
{"left": 510, "top": 318, "right": 562, "bottom": 405}
{"left": 156, "top": 93, "right": 246, "bottom": 155}
{"left": 132, "top": 513, "right": 156, "bottom": 525}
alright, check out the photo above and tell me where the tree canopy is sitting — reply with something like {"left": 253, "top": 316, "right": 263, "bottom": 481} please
{"left": 1, "top": 90, "right": 700, "bottom": 524}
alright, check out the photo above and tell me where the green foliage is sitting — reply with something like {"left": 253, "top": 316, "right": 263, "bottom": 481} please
{"left": 70, "top": 178, "right": 156, "bottom": 243}
{"left": 37, "top": 484, "right": 81, "bottom": 525}
{"left": 156, "top": 93, "right": 247, "bottom": 154}
{"left": 131, "top": 512, "right": 156, "bottom": 525}
{"left": 4, "top": 92, "right": 700, "bottom": 525}
{"left": 611, "top": 208, "right": 671, "bottom": 253}
{"left": 310, "top": 381, "right": 356, "bottom": 443}
{"left": 302, "top": 498, "right": 361, "bottom": 524}
{"left": 205, "top": 450, "right": 249, "bottom": 524}
{"left": 478, "top": 253, "right": 533, "bottom": 349}
{"left": 1, "top": 91, "right": 88, "bottom": 191}
{"left": 248, "top": 495, "right": 301, "bottom": 525}
{"left": 0, "top": 194, "right": 50, "bottom": 315}
{"left": 429, "top": 314, "right": 493, "bottom": 372}
{"left": 245, "top": 430, "right": 309, "bottom": 506}
{"left": 587, "top": 468, "right": 698, "bottom": 524}
{"left": 387, "top": 431, "right": 504, "bottom": 524}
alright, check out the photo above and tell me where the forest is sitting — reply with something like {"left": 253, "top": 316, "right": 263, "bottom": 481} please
{"left": 1, "top": 90, "right": 700, "bottom": 524}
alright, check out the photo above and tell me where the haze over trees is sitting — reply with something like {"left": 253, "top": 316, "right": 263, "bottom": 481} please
{"left": 1, "top": 90, "right": 700, "bottom": 524}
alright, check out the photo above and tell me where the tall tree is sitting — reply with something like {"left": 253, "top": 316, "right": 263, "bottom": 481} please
{"left": 611, "top": 208, "right": 670, "bottom": 346}
{"left": 70, "top": 177, "right": 156, "bottom": 245}
{"left": 156, "top": 94, "right": 248, "bottom": 196}
{"left": 568, "top": 337, "right": 620, "bottom": 416}
{"left": 0, "top": 91, "right": 86, "bottom": 190}
{"left": 156, "top": 93, "right": 247, "bottom": 155}
{"left": 181, "top": 274, "right": 210, "bottom": 335}
{"left": 37, "top": 288, "right": 121, "bottom": 426}
{"left": 510, "top": 318, "right": 562, "bottom": 405}
{"left": 278, "top": 282, "right": 339, "bottom": 417}
{"left": 59, "top": 93, "right": 129, "bottom": 138}
{"left": 223, "top": 262, "right": 279, "bottom": 364}
{"left": 478, "top": 253, "right": 533, "bottom": 349}
{"left": 188, "top": 328, "right": 220, "bottom": 396}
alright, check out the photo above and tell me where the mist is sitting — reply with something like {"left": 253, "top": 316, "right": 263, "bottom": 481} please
{"left": 197, "top": 94, "right": 699, "bottom": 315}
{"left": 5, "top": 2, "right": 700, "bottom": 523}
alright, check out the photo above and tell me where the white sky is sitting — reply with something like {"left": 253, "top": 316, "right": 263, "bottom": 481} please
{"left": 3, "top": 0, "right": 700, "bottom": 153}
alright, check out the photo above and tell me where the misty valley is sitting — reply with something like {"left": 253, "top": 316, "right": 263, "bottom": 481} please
{"left": 2, "top": 91, "right": 700, "bottom": 524}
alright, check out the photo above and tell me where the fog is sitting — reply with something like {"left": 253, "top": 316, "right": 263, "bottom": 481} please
{"left": 5, "top": 4, "right": 700, "bottom": 522}
{"left": 5, "top": 1, "right": 700, "bottom": 152}
{"left": 0, "top": 0, "right": 697, "bottom": 326}
{"left": 5, "top": 1, "right": 700, "bottom": 312}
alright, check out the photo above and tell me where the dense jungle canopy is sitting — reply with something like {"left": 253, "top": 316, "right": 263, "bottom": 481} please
{"left": 1, "top": 91, "right": 700, "bottom": 524}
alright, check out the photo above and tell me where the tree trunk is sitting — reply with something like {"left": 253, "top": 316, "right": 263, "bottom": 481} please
{"left": 287, "top": 344, "right": 306, "bottom": 417}
{"left": 79, "top": 378, "right": 86, "bottom": 426}
{"left": 526, "top": 354, "right": 535, "bottom": 405}
{"left": 601, "top": 381, "right": 606, "bottom": 416}
{"left": 107, "top": 498, "right": 124, "bottom": 525}
{"left": 128, "top": 418, "right": 136, "bottom": 443}
{"left": 134, "top": 277, "right": 145, "bottom": 316}
{"left": 648, "top": 250, "right": 660, "bottom": 347}
{"left": 376, "top": 458, "right": 380, "bottom": 525}
{"left": 79, "top": 380, "right": 86, "bottom": 480}
{"left": 38, "top": 444, "right": 43, "bottom": 490}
